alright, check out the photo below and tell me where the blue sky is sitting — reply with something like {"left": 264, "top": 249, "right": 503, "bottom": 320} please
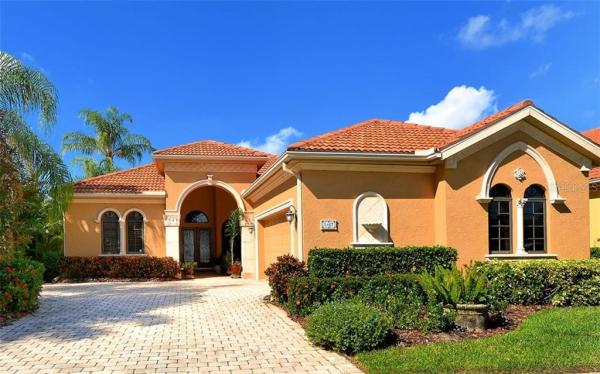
{"left": 2, "top": 1, "right": 599, "bottom": 176}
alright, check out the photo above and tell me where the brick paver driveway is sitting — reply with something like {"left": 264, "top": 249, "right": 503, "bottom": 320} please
{"left": 0, "top": 277, "right": 361, "bottom": 374}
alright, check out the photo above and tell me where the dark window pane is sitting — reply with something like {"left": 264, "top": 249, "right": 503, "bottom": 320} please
{"left": 101, "top": 211, "right": 120, "bottom": 255}
{"left": 490, "top": 184, "right": 512, "bottom": 198}
{"left": 185, "top": 210, "right": 208, "bottom": 224}
{"left": 499, "top": 201, "right": 510, "bottom": 214}
{"left": 524, "top": 184, "right": 545, "bottom": 198}
{"left": 534, "top": 227, "right": 544, "bottom": 239}
{"left": 533, "top": 202, "right": 544, "bottom": 214}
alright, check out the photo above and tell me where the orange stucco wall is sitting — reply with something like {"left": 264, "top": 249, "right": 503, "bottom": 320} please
{"left": 437, "top": 130, "right": 590, "bottom": 266}
{"left": 301, "top": 170, "right": 435, "bottom": 262}
{"left": 64, "top": 200, "right": 166, "bottom": 256}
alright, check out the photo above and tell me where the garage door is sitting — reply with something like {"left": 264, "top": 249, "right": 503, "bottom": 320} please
{"left": 259, "top": 213, "right": 290, "bottom": 279}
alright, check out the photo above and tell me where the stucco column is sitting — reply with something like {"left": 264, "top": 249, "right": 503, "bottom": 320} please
{"left": 240, "top": 212, "right": 256, "bottom": 279}
{"left": 119, "top": 218, "right": 126, "bottom": 255}
{"left": 515, "top": 198, "right": 528, "bottom": 255}
{"left": 163, "top": 211, "right": 180, "bottom": 262}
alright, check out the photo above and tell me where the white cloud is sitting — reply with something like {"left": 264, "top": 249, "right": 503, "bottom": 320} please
{"left": 407, "top": 86, "right": 497, "bottom": 129}
{"left": 529, "top": 63, "right": 552, "bottom": 79}
{"left": 239, "top": 127, "right": 302, "bottom": 155}
{"left": 458, "top": 5, "right": 575, "bottom": 49}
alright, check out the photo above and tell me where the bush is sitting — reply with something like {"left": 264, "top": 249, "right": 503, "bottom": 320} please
{"left": 287, "top": 274, "right": 454, "bottom": 331}
{"left": 473, "top": 260, "right": 600, "bottom": 305}
{"left": 591, "top": 247, "right": 600, "bottom": 259}
{"left": 0, "top": 257, "right": 45, "bottom": 315}
{"left": 551, "top": 276, "right": 600, "bottom": 306}
{"left": 40, "top": 250, "right": 62, "bottom": 281}
{"left": 264, "top": 255, "right": 307, "bottom": 303}
{"left": 307, "top": 246, "right": 457, "bottom": 277}
{"left": 305, "top": 301, "right": 391, "bottom": 354}
{"left": 59, "top": 256, "right": 180, "bottom": 280}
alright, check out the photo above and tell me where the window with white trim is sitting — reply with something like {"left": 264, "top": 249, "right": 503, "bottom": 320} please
{"left": 524, "top": 184, "right": 546, "bottom": 253}
{"left": 126, "top": 211, "right": 144, "bottom": 254}
{"left": 101, "top": 211, "right": 120, "bottom": 255}
{"left": 488, "top": 184, "right": 512, "bottom": 254}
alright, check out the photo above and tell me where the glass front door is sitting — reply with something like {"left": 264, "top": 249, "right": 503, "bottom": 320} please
{"left": 181, "top": 228, "right": 212, "bottom": 266}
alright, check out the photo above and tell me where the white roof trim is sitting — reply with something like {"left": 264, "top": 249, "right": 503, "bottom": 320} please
{"left": 74, "top": 191, "right": 166, "bottom": 198}
{"left": 440, "top": 107, "right": 600, "bottom": 161}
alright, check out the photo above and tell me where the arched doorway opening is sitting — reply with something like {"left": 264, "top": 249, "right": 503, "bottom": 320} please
{"left": 178, "top": 185, "right": 241, "bottom": 269}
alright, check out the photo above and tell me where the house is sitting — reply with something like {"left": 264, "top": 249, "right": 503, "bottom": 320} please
{"left": 583, "top": 128, "right": 600, "bottom": 247}
{"left": 64, "top": 100, "right": 600, "bottom": 278}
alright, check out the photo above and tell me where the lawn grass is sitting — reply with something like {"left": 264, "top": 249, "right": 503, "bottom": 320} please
{"left": 356, "top": 307, "right": 600, "bottom": 373}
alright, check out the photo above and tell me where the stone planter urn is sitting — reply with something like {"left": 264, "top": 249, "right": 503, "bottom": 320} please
{"left": 453, "top": 304, "right": 489, "bottom": 331}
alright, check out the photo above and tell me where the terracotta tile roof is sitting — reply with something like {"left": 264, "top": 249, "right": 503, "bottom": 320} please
{"left": 288, "top": 101, "right": 535, "bottom": 154}
{"left": 154, "top": 140, "right": 274, "bottom": 158}
{"left": 74, "top": 164, "right": 165, "bottom": 194}
{"left": 257, "top": 157, "right": 278, "bottom": 175}
{"left": 444, "top": 100, "right": 534, "bottom": 146}
{"left": 288, "top": 119, "right": 458, "bottom": 154}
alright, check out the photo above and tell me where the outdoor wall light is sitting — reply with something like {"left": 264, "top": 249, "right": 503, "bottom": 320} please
{"left": 285, "top": 206, "right": 296, "bottom": 223}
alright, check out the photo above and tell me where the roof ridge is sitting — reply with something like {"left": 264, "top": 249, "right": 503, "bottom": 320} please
{"left": 153, "top": 139, "right": 275, "bottom": 157}
{"left": 74, "top": 163, "right": 156, "bottom": 185}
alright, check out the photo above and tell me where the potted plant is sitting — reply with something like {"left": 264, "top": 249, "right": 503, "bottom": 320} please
{"left": 230, "top": 261, "right": 242, "bottom": 278}
{"left": 222, "top": 252, "right": 231, "bottom": 275}
{"left": 182, "top": 261, "right": 196, "bottom": 279}
{"left": 224, "top": 208, "right": 243, "bottom": 278}
{"left": 419, "top": 266, "right": 491, "bottom": 331}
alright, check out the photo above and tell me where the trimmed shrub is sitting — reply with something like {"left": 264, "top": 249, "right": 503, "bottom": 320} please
{"left": 287, "top": 274, "right": 454, "bottom": 331}
{"left": 264, "top": 255, "right": 307, "bottom": 303}
{"left": 473, "top": 260, "right": 600, "bottom": 305}
{"left": 591, "top": 247, "right": 600, "bottom": 259}
{"left": 306, "top": 301, "right": 391, "bottom": 354}
{"left": 551, "top": 276, "right": 600, "bottom": 306}
{"left": 307, "top": 246, "right": 457, "bottom": 277}
{"left": 59, "top": 256, "right": 180, "bottom": 280}
{"left": 0, "top": 257, "right": 45, "bottom": 315}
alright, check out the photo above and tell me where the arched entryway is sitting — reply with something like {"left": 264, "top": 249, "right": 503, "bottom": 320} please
{"left": 177, "top": 182, "right": 243, "bottom": 269}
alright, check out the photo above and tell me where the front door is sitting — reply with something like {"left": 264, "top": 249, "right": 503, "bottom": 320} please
{"left": 181, "top": 228, "right": 211, "bottom": 266}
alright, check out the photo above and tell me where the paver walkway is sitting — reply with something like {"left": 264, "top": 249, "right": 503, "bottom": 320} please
{"left": 0, "top": 277, "right": 361, "bottom": 374}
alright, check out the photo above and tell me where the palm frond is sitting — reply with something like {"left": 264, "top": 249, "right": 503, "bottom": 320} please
{"left": 0, "top": 51, "right": 58, "bottom": 130}
{"left": 62, "top": 131, "right": 98, "bottom": 155}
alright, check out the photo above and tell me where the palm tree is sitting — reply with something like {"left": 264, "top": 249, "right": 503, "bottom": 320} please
{"left": 0, "top": 51, "right": 72, "bottom": 255}
{"left": 62, "top": 107, "right": 154, "bottom": 178}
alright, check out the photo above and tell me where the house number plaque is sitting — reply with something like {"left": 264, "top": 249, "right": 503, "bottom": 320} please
{"left": 320, "top": 219, "right": 338, "bottom": 231}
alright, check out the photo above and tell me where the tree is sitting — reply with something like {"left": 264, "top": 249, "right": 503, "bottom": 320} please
{"left": 0, "top": 51, "right": 72, "bottom": 258}
{"left": 224, "top": 209, "right": 243, "bottom": 266}
{"left": 62, "top": 107, "right": 154, "bottom": 178}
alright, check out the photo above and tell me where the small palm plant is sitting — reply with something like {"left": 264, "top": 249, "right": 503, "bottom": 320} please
{"left": 224, "top": 208, "right": 243, "bottom": 277}
{"left": 418, "top": 266, "right": 487, "bottom": 307}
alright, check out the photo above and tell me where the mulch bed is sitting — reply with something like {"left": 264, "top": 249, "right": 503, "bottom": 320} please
{"left": 0, "top": 310, "right": 32, "bottom": 327}
{"left": 393, "top": 305, "right": 548, "bottom": 347}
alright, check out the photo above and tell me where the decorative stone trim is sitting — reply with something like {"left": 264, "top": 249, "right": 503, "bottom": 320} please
{"left": 164, "top": 162, "right": 257, "bottom": 173}
{"left": 163, "top": 212, "right": 180, "bottom": 227}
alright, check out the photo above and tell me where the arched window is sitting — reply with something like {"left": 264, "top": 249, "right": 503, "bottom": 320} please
{"left": 353, "top": 192, "right": 390, "bottom": 245}
{"left": 185, "top": 210, "right": 209, "bottom": 224}
{"left": 524, "top": 184, "right": 546, "bottom": 253}
{"left": 488, "top": 184, "right": 512, "bottom": 254}
{"left": 101, "top": 211, "right": 120, "bottom": 255}
{"left": 126, "top": 211, "right": 144, "bottom": 254}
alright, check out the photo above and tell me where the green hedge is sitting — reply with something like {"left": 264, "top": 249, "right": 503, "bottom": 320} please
{"left": 287, "top": 274, "right": 454, "bottom": 331}
{"left": 0, "top": 257, "right": 45, "bottom": 315}
{"left": 306, "top": 301, "right": 391, "bottom": 354}
{"left": 591, "top": 247, "right": 600, "bottom": 259}
{"left": 473, "top": 260, "right": 600, "bottom": 305}
{"left": 307, "top": 246, "right": 457, "bottom": 278}
{"left": 59, "top": 256, "right": 180, "bottom": 280}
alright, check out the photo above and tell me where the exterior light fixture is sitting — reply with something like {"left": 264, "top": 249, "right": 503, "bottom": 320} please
{"left": 285, "top": 206, "right": 296, "bottom": 223}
